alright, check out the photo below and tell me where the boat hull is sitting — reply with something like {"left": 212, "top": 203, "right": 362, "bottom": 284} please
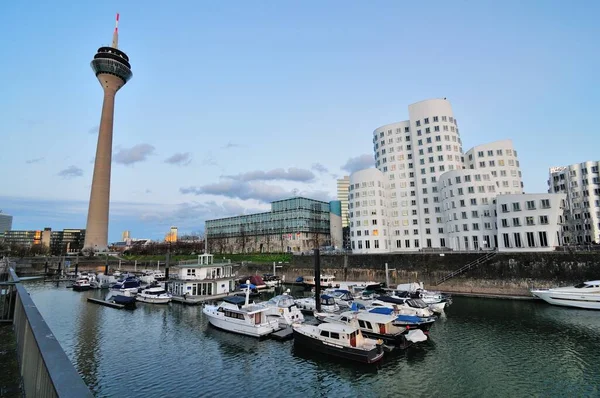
{"left": 72, "top": 285, "right": 91, "bottom": 292}
{"left": 136, "top": 296, "right": 171, "bottom": 304}
{"left": 531, "top": 290, "right": 600, "bottom": 310}
{"left": 293, "top": 328, "right": 384, "bottom": 364}
{"left": 202, "top": 308, "right": 276, "bottom": 338}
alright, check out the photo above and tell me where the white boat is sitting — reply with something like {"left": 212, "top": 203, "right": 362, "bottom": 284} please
{"left": 137, "top": 285, "right": 172, "bottom": 304}
{"left": 292, "top": 322, "right": 384, "bottom": 364}
{"left": 202, "top": 280, "right": 279, "bottom": 337}
{"left": 261, "top": 290, "right": 304, "bottom": 327}
{"left": 95, "top": 273, "right": 118, "bottom": 289}
{"left": 72, "top": 278, "right": 91, "bottom": 291}
{"left": 302, "top": 275, "right": 338, "bottom": 288}
{"left": 324, "top": 288, "right": 355, "bottom": 308}
{"left": 139, "top": 270, "right": 167, "bottom": 285}
{"left": 531, "top": 280, "right": 600, "bottom": 310}
{"left": 294, "top": 294, "right": 339, "bottom": 313}
{"left": 395, "top": 282, "right": 452, "bottom": 314}
{"left": 315, "top": 309, "right": 427, "bottom": 348}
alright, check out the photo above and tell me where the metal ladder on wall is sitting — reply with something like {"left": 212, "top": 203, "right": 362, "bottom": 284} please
{"left": 434, "top": 251, "right": 498, "bottom": 286}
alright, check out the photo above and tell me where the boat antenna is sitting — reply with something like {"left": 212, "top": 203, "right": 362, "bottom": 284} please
{"left": 245, "top": 279, "right": 250, "bottom": 306}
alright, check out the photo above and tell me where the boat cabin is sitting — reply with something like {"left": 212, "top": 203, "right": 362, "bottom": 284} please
{"left": 168, "top": 254, "right": 237, "bottom": 298}
{"left": 316, "top": 323, "right": 366, "bottom": 348}
{"left": 218, "top": 296, "right": 268, "bottom": 324}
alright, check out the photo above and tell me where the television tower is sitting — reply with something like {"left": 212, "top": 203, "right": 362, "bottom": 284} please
{"left": 84, "top": 13, "right": 133, "bottom": 251}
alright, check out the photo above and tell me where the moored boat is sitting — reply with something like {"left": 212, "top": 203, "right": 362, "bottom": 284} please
{"left": 202, "top": 280, "right": 279, "bottom": 337}
{"left": 72, "top": 278, "right": 91, "bottom": 291}
{"left": 292, "top": 322, "right": 385, "bottom": 364}
{"left": 137, "top": 285, "right": 172, "bottom": 304}
{"left": 294, "top": 294, "right": 339, "bottom": 314}
{"left": 261, "top": 291, "right": 304, "bottom": 327}
{"left": 531, "top": 280, "right": 600, "bottom": 310}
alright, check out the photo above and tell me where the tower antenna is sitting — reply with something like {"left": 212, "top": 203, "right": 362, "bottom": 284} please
{"left": 112, "top": 13, "right": 119, "bottom": 49}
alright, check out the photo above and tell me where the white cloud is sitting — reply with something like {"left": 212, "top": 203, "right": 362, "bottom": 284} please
{"left": 114, "top": 144, "right": 156, "bottom": 165}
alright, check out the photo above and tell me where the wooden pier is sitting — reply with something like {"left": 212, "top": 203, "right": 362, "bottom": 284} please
{"left": 87, "top": 298, "right": 124, "bottom": 309}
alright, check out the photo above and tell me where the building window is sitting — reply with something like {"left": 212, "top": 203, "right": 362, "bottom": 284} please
{"left": 539, "top": 215, "right": 548, "bottom": 225}
{"left": 501, "top": 219, "right": 509, "bottom": 227}
{"left": 396, "top": 240, "right": 401, "bottom": 248}
{"left": 414, "top": 239, "right": 420, "bottom": 248}
{"left": 526, "top": 216, "right": 535, "bottom": 226}
{"left": 541, "top": 199, "right": 551, "bottom": 209}
{"left": 512, "top": 202, "right": 521, "bottom": 211}
{"left": 503, "top": 233, "right": 510, "bottom": 248}
{"left": 365, "top": 240, "right": 370, "bottom": 249}
{"left": 501, "top": 204, "right": 509, "bottom": 213}
{"left": 374, "top": 240, "right": 379, "bottom": 249}
{"left": 513, "top": 218, "right": 521, "bottom": 227}
{"left": 526, "top": 232, "right": 535, "bottom": 247}
{"left": 514, "top": 233, "right": 522, "bottom": 248}
{"left": 526, "top": 200, "right": 535, "bottom": 210}
{"left": 539, "top": 231, "right": 548, "bottom": 247}
{"left": 405, "top": 239, "right": 410, "bottom": 248}
{"left": 357, "top": 241, "right": 362, "bottom": 249}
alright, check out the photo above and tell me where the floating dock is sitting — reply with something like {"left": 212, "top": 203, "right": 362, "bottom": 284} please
{"left": 171, "top": 292, "right": 232, "bottom": 306}
{"left": 87, "top": 298, "right": 124, "bottom": 309}
{"left": 270, "top": 327, "right": 294, "bottom": 341}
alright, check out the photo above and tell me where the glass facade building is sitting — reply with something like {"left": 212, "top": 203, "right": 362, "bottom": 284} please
{"left": 205, "top": 197, "right": 333, "bottom": 253}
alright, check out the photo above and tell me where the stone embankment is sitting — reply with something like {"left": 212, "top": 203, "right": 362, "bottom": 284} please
{"left": 11, "top": 252, "right": 600, "bottom": 297}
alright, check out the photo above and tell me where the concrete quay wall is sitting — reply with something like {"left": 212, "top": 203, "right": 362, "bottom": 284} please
{"left": 239, "top": 252, "right": 600, "bottom": 297}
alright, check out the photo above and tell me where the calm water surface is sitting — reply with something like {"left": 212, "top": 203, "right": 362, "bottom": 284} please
{"left": 26, "top": 281, "right": 600, "bottom": 398}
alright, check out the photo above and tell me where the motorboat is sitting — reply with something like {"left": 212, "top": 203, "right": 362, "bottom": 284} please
{"left": 531, "top": 281, "right": 600, "bottom": 310}
{"left": 395, "top": 282, "right": 452, "bottom": 313}
{"left": 234, "top": 283, "right": 261, "bottom": 298}
{"left": 324, "top": 289, "right": 354, "bottom": 308}
{"left": 261, "top": 290, "right": 304, "bottom": 327}
{"left": 139, "top": 270, "right": 167, "bottom": 285}
{"left": 111, "top": 276, "right": 142, "bottom": 294}
{"left": 368, "top": 306, "right": 437, "bottom": 334}
{"left": 72, "top": 278, "right": 91, "bottom": 291}
{"left": 105, "top": 290, "right": 136, "bottom": 308}
{"left": 315, "top": 307, "right": 427, "bottom": 348}
{"left": 136, "top": 285, "right": 172, "bottom": 304}
{"left": 367, "top": 297, "right": 437, "bottom": 333}
{"left": 95, "top": 273, "right": 118, "bottom": 289}
{"left": 292, "top": 322, "right": 384, "bottom": 364}
{"left": 202, "top": 280, "right": 279, "bottom": 337}
{"left": 262, "top": 274, "right": 281, "bottom": 288}
{"left": 302, "top": 275, "right": 338, "bottom": 288}
{"left": 237, "top": 275, "right": 267, "bottom": 290}
{"left": 294, "top": 294, "right": 339, "bottom": 314}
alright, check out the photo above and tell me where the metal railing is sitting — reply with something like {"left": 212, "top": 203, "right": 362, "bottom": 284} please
{"left": 8, "top": 267, "right": 94, "bottom": 397}
{"left": 434, "top": 251, "right": 498, "bottom": 286}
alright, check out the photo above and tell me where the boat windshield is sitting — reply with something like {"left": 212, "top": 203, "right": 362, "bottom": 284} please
{"left": 267, "top": 295, "right": 296, "bottom": 307}
{"left": 407, "top": 299, "right": 429, "bottom": 308}
{"left": 573, "top": 283, "right": 589, "bottom": 288}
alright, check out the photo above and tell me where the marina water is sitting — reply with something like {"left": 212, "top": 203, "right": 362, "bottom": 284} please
{"left": 26, "top": 281, "right": 600, "bottom": 398}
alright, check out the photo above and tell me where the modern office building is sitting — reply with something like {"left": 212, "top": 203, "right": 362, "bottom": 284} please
{"left": 349, "top": 98, "right": 564, "bottom": 253}
{"left": 336, "top": 176, "right": 350, "bottom": 227}
{"left": 84, "top": 14, "right": 133, "bottom": 251}
{"left": 3, "top": 228, "right": 85, "bottom": 253}
{"left": 0, "top": 212, "right": 13, "bottom": 235}
{"left": 549, "top": 161, "right": 600, "bottom": 244}
{"left": 205, "top": 197, "right": 336, "bottom": 253}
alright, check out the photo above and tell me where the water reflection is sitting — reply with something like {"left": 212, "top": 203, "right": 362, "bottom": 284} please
{"left": 22, "top": 282, "right": 600, "bottom": 398}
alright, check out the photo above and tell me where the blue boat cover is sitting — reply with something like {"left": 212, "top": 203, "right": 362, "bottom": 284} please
{"left": 369, "top": 307, "right": 394, "bottom": 315}
{"left": 334, "top": 289, "right": 351, "bottom": 294}
{"left": 395, "top": 314, "right": 422, "bottom": 323}
{"left": 240, "top": 283, "right": 256, "bottom": 289}
{"left": 320, "top": 294, "right": 333, "bottom": 299}
{"left": 295, "top": 277, "right": 304, "bottom": 283}
{"left": 223, "top": 296, "right": 246, "bottom": 305}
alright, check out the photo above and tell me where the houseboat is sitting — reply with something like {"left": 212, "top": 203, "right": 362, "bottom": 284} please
{"left": 168, "top": 254, "right": 237, "bottom": 304}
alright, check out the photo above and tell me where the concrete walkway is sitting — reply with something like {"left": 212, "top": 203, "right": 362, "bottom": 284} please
{"left": 0, "top": 325, "right": 22, "bottom": 397}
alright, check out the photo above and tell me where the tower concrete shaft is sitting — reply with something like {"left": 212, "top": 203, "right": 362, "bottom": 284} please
{"left": 84, "top": 15, "right": 132, "bottom": 251}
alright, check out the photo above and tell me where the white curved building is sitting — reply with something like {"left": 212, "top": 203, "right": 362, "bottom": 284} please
{"left": 348, "top": 168, "right": 390, "bottom": 253}
{"left": 439, "top": 169, "right": 498, "bottom": 251}
{"left": 549, "top": 161, "right": 600, "bottom": 244}
{"left": 465, "top": 140, "right": 524, "bottom": 195}
{"left": 349, "top": 98, "right": 565, "bottom": 253}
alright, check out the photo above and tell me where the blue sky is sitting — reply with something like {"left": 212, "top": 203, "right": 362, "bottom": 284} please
{"left": 1, "top": 0, "right": 599, "bottom": 242}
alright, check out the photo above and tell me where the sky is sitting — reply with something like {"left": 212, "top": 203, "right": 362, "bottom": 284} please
{"left": 1, "top": 0, "right": 599, "bottom": 242}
